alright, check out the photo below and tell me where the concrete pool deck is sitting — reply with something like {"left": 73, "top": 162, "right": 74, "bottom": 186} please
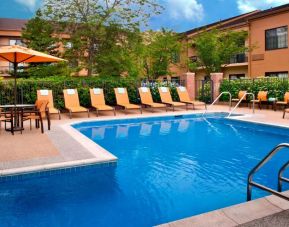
{"left": 0, "top": 104, "right": 289, "bottom": 226}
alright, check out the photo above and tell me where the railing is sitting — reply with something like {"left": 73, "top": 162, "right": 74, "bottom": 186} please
{"left": 203, "top": 92, "right": 231, "bottom": 116}
{"left": 229, "top": 53, "right": 248, "bottom": 64}
{"left": 247, "top": 143, "right": 289, "bottom": 201}
{"left": 228, "top": 92, "right": 255, "bottom": 117}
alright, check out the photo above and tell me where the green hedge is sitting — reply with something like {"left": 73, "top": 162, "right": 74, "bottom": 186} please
{"left": 220, "top": 78, "right": 289, "bottom": 101}
{"left": 0, "top": 77, "right": 180, "bottom": 109}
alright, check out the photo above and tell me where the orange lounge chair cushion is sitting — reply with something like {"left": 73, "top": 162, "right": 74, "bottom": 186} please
{"left": 67, "top": 106, "right": 88, "bottom": 113}
{"left": 37, "top": 90, "right": 56, "bottom": 109}
{"left": 142, "top": 102, "right": 166, "bottom": 108}
{"left": 165, "top": 101, "right": 186, "bottom": 107}
{"left": 49, "top": 107, "right": 60, "bottom": 114}
{"left": 119, "top": 104, "right": 140, "bottom": 109}
{"left": 90, "top": 88, "right": 106, "bottom": 106}
{"left": 238, "top": 91, "right": 247, "bottom": 100}
{"left": 284, "top": 92, "right": 289, "bottom": 103}
{"left": 257, "top": 91, "right": 268, "bottom": 101}
{"left": 92, "top": 105, "right": 114, "bottom": 111}
{"left": 181, "top": 100, "right": 205, "bottom": 105}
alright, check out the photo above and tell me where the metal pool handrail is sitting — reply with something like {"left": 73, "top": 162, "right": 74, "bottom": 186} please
{"left": 228, "top": 92, "right": 255, "bottom": 117}
{"left": 203, "top": 92, "right": 232, "bottom": 116}
{"left": 247, "top": 143, "right": 289, "bottom": 201}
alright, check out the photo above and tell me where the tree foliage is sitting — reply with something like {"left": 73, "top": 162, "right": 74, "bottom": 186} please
{"left": 42, "top": 0, "right": 162, "bottom": 76}
{"left": 21, "top": 10, "right": 60, "bottom": 56}
{"left": 192, "top": 29, "right": 249, "bottom": 75}
{"left": 141, "top": 29, "right": 183, "bottom": 79}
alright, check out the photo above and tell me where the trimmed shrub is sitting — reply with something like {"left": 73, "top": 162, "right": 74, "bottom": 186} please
{"left": 0, "top": 76, "right": 180, "bottom": 109}
{"left": 220, "top": 78, "right": 289, "bottom": 101}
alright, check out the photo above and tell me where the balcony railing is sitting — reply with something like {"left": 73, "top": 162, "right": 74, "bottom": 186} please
{"left": 229, "top": 53, "right": 248, "bottom": 64}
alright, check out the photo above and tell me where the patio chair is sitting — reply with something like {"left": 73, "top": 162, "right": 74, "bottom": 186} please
{"left": 158, "top": 87, "right": 186, "bottom": 111}
{"left": 250, "top": 91, "right": 268, "bottom": 109}
{"left": 277, "top": 92, "right": 289, "bottom": 109}
{"left": 176, "top": 86, "right": 206, "bottom": 110}
{"left": 232, "top": 91, "right": 247, "bottom": 106}
{"left": 22, "top": 100, "right": 50, "bottom": 134}
{"left": 63, "top": 89, "right": 89, "bottom": 119}
{"left": 0, "top": 108, "right": 14, "bottom": 135}
{"left": 37, "top": 89, "right": 61, "bottom": 119}
{"left": 90, "top": 88, "right": 115, "bottom": 116}
{"left": 138, "top": 87, "right": 166, "bottom": 111}
{"left": 114, "top": 88, "right": 142, "bottom": 114}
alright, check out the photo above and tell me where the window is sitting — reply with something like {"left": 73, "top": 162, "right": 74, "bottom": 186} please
{"left": 265, "top": 26, "right": 288, "bottom": 50}
{"left": 171, "top": 76, "right": 180, "bottom": 84}
{"left": 189, "top": 56, "right": 198, "bottom": 63}
{"left": 9, "top": 39, "right": 22, "bottom": 46}
{"left": 229, "top": 74, "right": 245, "bottom": 80}
{"left": 265, "top": 71, "right": 288, "bottom": 78}
{"left": 172, "top": 52, "right": 180, "bottom": 63}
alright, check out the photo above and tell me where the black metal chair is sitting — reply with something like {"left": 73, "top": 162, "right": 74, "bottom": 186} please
{"left": 0, "top": 108, "right": 14, "bottom": 135}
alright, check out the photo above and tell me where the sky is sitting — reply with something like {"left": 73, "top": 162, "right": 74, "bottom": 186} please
{"left": 1, "top": 0, "right": 289, "bottom": 32}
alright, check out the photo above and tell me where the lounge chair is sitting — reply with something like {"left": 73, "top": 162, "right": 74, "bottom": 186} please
{"left": 63, "top": 89, "right": 89, "bottom": 118}
{"left": 37, "top": 89, "right": 61, "bottom": 119}
{"left": 176, "top": 86, "right": 206, "bottom": 110}
{"left": 90, "top": 88, "right": 115, "bottom": 116}
{"left": 138, "top": 87, "right": 166, "bottom": 111}
{"left": 250, "top": 91, "right": 268, "bottom": 109}
{"left": 158, "top": 87, "right": 186, "bottom": 111}
{"left": 114, "top": 88, "right": 142, "bottom": 114}
{"left": 232, "top": 91, "right": 247, "bottom": 105}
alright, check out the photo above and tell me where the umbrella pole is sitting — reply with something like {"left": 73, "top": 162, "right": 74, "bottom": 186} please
{"left": 13, "top": 52, "right": 19, "bottom": 129}
{"left": 14, "top": 62, "right": 18, "bottom": 105}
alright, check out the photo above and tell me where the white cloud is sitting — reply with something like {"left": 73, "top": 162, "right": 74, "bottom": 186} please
{"left": 166, "top": 0, "right": 204, "bottom": 22}
{"left": 15, "top": 0, "right": 38, "bottom": 11}
{"left": 237, "top": 0, "right": 289, "bottom": 13}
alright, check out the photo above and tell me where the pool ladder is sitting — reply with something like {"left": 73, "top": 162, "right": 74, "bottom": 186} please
{"left": 202, "top": 92, "right": 232, "bottom": 117}
{"left": 228, "top": 92, "right": 255, "bottom": 117}
{"left": 247, "top": 143, "right": 289, "bottom": 201}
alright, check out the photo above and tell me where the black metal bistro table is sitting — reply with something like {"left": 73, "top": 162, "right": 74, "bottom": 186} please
{"left": 0, "top": 104, "right": 35, "bottom": 131}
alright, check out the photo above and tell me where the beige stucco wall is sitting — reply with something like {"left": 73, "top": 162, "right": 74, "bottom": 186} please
{"left": 223, "top": 65, "right": 249, "bottom": 79}
{"left": 249, "top": 11, "right": 289, "bottom": 77}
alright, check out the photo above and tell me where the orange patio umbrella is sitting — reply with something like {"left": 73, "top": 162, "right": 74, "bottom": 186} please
{"left": 0, "top": 45, "right": 66, "bottom": 104}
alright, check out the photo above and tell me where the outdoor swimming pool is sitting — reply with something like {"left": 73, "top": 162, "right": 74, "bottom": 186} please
{"left": 0, "top": 113, "right": 289, "bottom": 226}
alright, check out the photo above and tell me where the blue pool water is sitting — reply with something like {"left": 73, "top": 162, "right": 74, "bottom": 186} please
{"left": 1, "top": 113, "right": 289, "bottom": 227}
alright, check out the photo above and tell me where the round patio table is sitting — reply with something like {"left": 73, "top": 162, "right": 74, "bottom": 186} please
{"left": 0, "top": 104, "right": 35, "bottom": 131}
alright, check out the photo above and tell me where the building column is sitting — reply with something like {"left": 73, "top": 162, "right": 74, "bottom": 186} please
{"left": 181, "top": 72, "right": 196, "bottom": 100}
{"left": 210, "top": 72, "right": 224, "bottom": 101}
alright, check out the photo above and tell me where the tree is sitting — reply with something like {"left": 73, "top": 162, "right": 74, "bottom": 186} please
{"left": 141, "top": 29, "right": 183, "bottom": 79}
{"left": 92, "top": 24, "right": 143, "bottom": 77}
{"left": 191, "top": 29, "right": 249, "bottom": 75}
{"left": 42, "top": 0, "right": 162, "bottom": 76}
{"left": 21, "top": 10, "right": 60, "bottom": 55}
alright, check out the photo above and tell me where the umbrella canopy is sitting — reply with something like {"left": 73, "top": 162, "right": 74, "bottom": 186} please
{"left": 0, "top": 45, "right": 66, "bottom": 104}
{"left": 0, "top": 45, "right": 65, "bottom": 63}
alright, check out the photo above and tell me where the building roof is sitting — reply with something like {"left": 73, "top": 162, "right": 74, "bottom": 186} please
{"left": 184, "top": 11, "right": 260, "bottom": 35}
{"left": 185, "top": 3, "right": 289, "bottom": 36}
{"left": 0, "top": 18, "right": 28, "bottom": 31}
{"left": 247, "top": 3, "right": 289, "bottom": 21}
